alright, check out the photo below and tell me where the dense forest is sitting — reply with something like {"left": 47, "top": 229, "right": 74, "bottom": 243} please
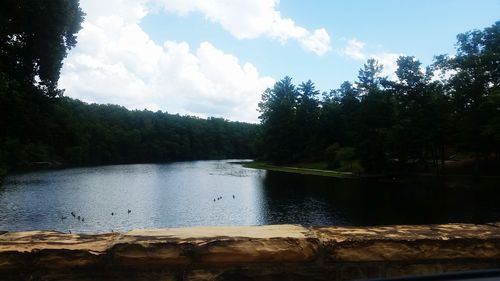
{"left": 0, "top": 0, "right": 498, "bottom": 180}
{"left": 0, "top": 90, "right": 258, "bottom": 170}
{"left": 0, "top": 0, "right": 256, "bottom": 178}
{"left": 257, "top": 21, "right": 499, "bottom": 175}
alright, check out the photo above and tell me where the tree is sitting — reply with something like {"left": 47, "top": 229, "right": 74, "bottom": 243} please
{"left": 0, "top": 0, "right": 84, "bottom": 96}
{"left": 385, "top": 56, "right": 452, "bottom": 173}
{"left": 320, "top": 81, "right": 359, "bottom": 152}
{"left": 252, "top": 22, "right": 498, "bottom": 176}
{"left": 297, "top": 80, "right": 320, "bottom": 128}
{"left": 389, "top": 56, "right": 429, "bottom": 169}
{"left": 296, "top": 80, "right": 321, "bottom": 158}
{"left": 355, "top": 59, "right": 395, "bottom": 172}
{"left": 357, "top": 58, "right": 384, "bottom": 95}
{"left": 435, "top": 21, "right": 500, "bottom": 174}
{"left": 258, "top": 76, "right": 299, "bottom": 162}
{"left": 337, "top": 81, "right": 360, "bottom": 144}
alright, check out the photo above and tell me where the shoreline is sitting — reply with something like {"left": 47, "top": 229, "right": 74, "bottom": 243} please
{"left": 243, "top": 162, "right": 356, "bottom": 178}
{"left": 243, "top": 161, "right": 500, "bottom": 180}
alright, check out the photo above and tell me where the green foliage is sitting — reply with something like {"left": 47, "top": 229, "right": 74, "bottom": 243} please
{"left": 357, "top": 58, "right": 384, "bottom": 94}
{"left": 1, "top": 0, "right": 498, "bottom": 180}
{"left": 324, "top": 143, "right": 339, "bottom": 165}
{"left": 0, "top": 92, "right": 258, "bottom": 172}
{"left": 257, "top": 21, "right": 499, "bottom": 175}
{"left": 303, "top": 136, "right": 325, "bottom": 160}
{"left": 325, "top": 144, "right": 363, "bottom": 173}
{"left": 482, "top": 88, "right": 500, "bottom": 147}
{"left": 336, "top": 147, "right": 355, "bottom": 167}
{"left": 434, "top": 21, "right": 500, "bottom": 166}
{"left": 258, "top": 76, "right": 301, "bottom": 162}
{"left": 0, "top": 0, "right": 257, "bottom": 173}
{"left": 0, "top": 0, "right": 84, "bottom": 96}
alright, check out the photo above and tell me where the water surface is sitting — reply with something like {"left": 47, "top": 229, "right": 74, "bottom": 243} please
{"left": 1, "top": 160, "right": 499, "bottom": 233}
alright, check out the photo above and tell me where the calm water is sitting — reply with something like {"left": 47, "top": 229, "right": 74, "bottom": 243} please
{"left": 1, "top": 160, "right": 499, "bottom": 233}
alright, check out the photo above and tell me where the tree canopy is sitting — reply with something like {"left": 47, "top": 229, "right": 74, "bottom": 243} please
{"left": 0, "top": 1, "right": 256, "bottom": 176}
{"left": 0, "top": 0, "right": 84, "bottom": 96}
{"left": 256, "top": 21, "right": 500, "bottom": 175}
{"left": 0, "top": 0, "right": 498, "bottom": 180}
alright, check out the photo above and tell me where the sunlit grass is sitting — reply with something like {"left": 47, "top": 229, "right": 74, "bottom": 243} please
{"left": 243, "top": 162, "right": 354, "bottom": 178}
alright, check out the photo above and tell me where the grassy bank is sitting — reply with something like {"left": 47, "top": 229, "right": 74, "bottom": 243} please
{"left": 243, "top": 162, "right": 354, "bottom": 178}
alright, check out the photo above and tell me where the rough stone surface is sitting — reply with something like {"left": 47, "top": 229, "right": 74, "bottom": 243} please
{"left": 0, "top": 223, "right": 499, "bottom": 280}
{"left": 113, "top": 225, "right": 318, "bottom": 267}
{"left": 0, "top": 231, "right": 118, "bottom": 270}
{"left": 312, "top": 223, "right": 500, "bottom": 261}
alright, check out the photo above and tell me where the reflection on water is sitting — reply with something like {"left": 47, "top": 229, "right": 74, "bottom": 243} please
{"left": 0, "top": 160, "right": 499, "bottom": 233}
{"left": 260, "top": 172, "right": 500, "bottom": 226}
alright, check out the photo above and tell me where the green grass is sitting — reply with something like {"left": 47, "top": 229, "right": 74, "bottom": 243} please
{"left": 243, "top": 161, "right": 354, "bottom": 178}
{"left": 292, "top": 161, "right": 329, "bottom": 170}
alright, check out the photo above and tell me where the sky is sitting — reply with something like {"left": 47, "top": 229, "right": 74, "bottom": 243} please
{"left": 59, "top": 0, "right": 500, "bottom": 123}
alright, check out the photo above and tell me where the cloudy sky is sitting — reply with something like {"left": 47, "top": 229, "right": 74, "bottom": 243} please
{"left": 59, "top": 0, "right": 499, "bottom": 123}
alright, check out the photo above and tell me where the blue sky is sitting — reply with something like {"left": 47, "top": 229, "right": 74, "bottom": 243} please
{"left": 60, "top": 0, "right": 499, "bottom": 122}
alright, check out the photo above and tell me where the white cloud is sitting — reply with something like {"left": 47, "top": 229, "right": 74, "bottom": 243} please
{"left": 154, "top": 0, "right": 331, "bottom": 55}
{"left": 299, "top": 28, "right": 331, "bottom": 56}
{"left": 60, "top": 0, "right": 275, "bottom": 123}
{"left": 342, "top": 38, "right": 401, "bottom": 80}
{"left": 342, "top": 39, "right": 366, "bottom": 60}
{"left": 80, "top": 0, "right": 148, "bottom": 23}
{"left": 371, "top": 53, "right": 401, "bottom": 80}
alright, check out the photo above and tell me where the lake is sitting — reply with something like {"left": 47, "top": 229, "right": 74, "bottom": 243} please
{"left": 1, "top": 160, "right": 499, "bottom": 233}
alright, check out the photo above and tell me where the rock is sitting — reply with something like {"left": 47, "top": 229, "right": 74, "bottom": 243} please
{"left": 312, "top": 223, "right": 500, "bottom": 262}
{"left": 0, "top": 230, "right": 118, "bottom": 270}
{"left": 0, "top": 223, "right": 499, "bottom": 280}
{"left": 113, "top": 225, "right": 319, "bottom": 267}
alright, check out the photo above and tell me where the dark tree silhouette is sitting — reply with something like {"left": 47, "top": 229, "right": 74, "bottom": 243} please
{"left": 0, "top": 0, "right": 84, "bottom": 96}
{"left": 256, "top": 22, "right": 499, "bottom": 175}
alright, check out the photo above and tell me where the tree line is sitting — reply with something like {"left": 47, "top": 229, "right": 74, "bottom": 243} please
{"left": 0, "top": 86, "right": 258, "bottom": 171}
{"left": 0, "top": 0, "right": 256, "bottom": 178}
{"left": 257, "top": 21, "right": 499, "bottom": 175}
{"left": 0, "top": 0, "right": 498, "bottom": 179}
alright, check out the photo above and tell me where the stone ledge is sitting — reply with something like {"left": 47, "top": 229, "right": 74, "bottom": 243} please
{"left": 113, "top": 225, "right": 319, "bottom": 267}
{"left": 1, "top": 223, "right": 500, "bottom": 280}
{"left": 312, "top": 223, "right": 500, "bottom": 262}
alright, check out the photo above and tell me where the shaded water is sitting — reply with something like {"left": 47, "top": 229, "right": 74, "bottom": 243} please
{"left": 1, "top": 160, "right": 499, "bottom": 233}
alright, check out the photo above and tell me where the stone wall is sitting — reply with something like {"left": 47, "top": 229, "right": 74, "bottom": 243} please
{"left": 1, "top": 223, "right": 500, "bottom": 280}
